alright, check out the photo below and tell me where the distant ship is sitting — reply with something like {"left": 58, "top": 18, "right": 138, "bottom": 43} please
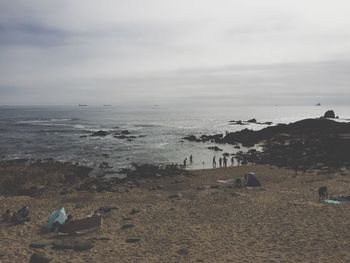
{"left": 78, "top": 104, "right": 88, "bottom": 107}
{"left": 103, "top": 104, "right": 112, "bottom": 107}
{"left": 315, "top": 103, "right": 321, "bottom": 106}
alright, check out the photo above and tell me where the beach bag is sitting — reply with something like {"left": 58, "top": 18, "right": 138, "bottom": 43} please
{"left": 47, "top": 207, "right": 67, "bottom": 231}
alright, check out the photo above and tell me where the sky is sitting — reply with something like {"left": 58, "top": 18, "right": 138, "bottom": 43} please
{"left": 1, "top": 0, "right": 350, "bottom": 106}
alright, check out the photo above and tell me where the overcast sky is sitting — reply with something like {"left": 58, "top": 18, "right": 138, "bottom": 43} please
{"left": 1, "top": 0, "right": 350, "bottom": 105}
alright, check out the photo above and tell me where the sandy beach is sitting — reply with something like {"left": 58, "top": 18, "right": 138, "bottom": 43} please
{"left": 1, "top": 164, "right": 349, "bottom": 262}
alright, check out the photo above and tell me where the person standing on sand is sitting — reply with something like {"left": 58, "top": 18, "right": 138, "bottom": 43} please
{"left": 231, "top": 156, "right": 234, "bottom": 166}
{"left": 190, "top": 155, "right": 193, "bottom": 164}
{"left": 213, "top": 156, "right": 216, "bottom": 168}
{"left": 219, "top": 157, "right": 222, "bottom": 167}
{"left": 223, "top": 156, "right": 227, "bottom": 167}
{"left": 183, "top": 158, "right": 187, "bottom": 167}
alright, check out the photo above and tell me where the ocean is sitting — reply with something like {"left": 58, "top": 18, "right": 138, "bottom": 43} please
{"left": 1, "top": 103, "right": 349, "bottom": 174}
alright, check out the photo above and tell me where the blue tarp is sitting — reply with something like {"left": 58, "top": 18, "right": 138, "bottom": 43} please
{"left": 47, "top": 207, "right": 67, "bottom": 231}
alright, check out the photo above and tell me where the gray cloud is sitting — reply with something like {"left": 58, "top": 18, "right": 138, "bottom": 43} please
{"left": 1, "top": 0, "right": 350, "bottom": 105}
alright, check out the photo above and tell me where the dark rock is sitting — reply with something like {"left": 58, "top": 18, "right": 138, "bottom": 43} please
{"left": 324, "top": 110, "right": 335, "bottom": 119}
{"left": 169, "top": 193, "right": 183, "bottom": 199}
{"left": 29, "top": 252, "right": 52, "bottom": 263}
{"left": 187, "top": 118, "right": 350, "bottom": 171}
{"left": 29, "top": 240, "right": 53, "bottom": 249}
{"left": 208, "top": 146, "right": 223, "bottom": 151}
{"left": 91, "top": 130, "right": 108, "bottom": 137}
{"left": 229, "top": 120, "right": 246, "bottom": 125}
{"left": 130, "top": 208, "right": 140, "bottom": 215}
{"left": 247, "top": 118, "right": 257, "bottom": 123}
{"left": 52, "top": 241, "right": 75, "bottom": 250}
{"left": 177, "top": 248, "right": 189, "bottom": 256}
{"left": 91, "top": 236, "right": 111, "bottom": 241}
{"left": 121, "top": 224, "right": 135, "bottom": 230}
{"left": 73, "top": 240, "right": 94, "bottom": 251}
{"left": 53, "top": 240, "right": 94, "bottom": 251}
{"left": 183, "top": 135, "right": 198, "bottom": 142}
{"left": 126, "top": 237, "right": 141, "bottom": 243}
{"left": 98, "top": 206, "right": 118, "bottom": 214}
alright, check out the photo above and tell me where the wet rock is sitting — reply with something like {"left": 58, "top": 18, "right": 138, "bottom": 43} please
{"left": 126, "top": 237, "right": 141, "bottom": 243}
{"left": 183, "top": 135, "right": 199, "bottom": 142}
{"left": 29, "top": 252, "right": 52, "bottom": 263}
{"left": 91, "top": 130, "right": 108, "bottom": 137}
{"left": 324, "top": 110, "right": 335, "bottom": 119}
{"left": 247, "top": 118, "right": 257, "bottom": 123}
{"left": 229, "top": 120, "right": 246, "bottom": 125}
{"left": 208, "top": 146, "right": 222, "bottom": 151}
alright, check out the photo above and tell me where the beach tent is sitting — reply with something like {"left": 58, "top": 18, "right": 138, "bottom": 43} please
{"left": 47, "top": 207, "right": 67, "bottom": 231}
{"left": 246, "top": 172, "right": 261, "bottom": 187}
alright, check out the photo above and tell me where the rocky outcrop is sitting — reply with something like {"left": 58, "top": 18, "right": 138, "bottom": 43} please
{"left": 229, "top": 119, "right": 273, "bottom": 126}
{"left": 91, "top": 130, "right": 108, "bottom": 137}
{"left": 324, "top": 110, "right": 336, "bottom": 119}
{"left": 0, "top": 159, "right": 92, "bottom": 196}
{"left": 186, "top": 118, "right": 350, "bottom": 170}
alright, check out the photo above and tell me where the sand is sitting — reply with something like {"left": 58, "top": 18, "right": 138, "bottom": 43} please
{"left": 0, "top": 165, "right": 349, "bottom": 262}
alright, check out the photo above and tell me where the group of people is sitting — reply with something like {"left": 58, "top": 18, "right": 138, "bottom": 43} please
{"left": 183, "top": 154, "right": 193, "bottom": 167}
{"left": 212, "top": 155, "right": 235, "bottom": 168}
{"left": 182, "top": 154, "right": 238, "bottom": 168}
{"left": 2, "top": 206, "right": 30, "bottom": 224}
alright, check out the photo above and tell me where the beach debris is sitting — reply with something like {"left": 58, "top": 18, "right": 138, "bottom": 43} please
{"left": 47, "top": 207, "right": 67, "bottom": 232}
{"left": 97, "top": 206, "right": 118, "bottom": 214}
{"left": 323, "top": 195, "right": 350, "bottom": 204}
{"left": 322, "top": 200, "right": 341, "bottom": 205}
{"left": 176, "top": 248, "right": 189, "bottom": 256}
{"left": 130, "top": 208, "right": 140, "bottom": 215}
{"left": 29, "top": 252, "right": 53, "bottom": 263}
{"left": 235, "top": 177, "right": 242, "bottom": 188}
{"left": 29, "top": 240, "right": 53, "bottom": 249}
{"left": 126, "top": 237, "right": 141, "bottom": 243}
{"left": 197, "top": 186, "right": 209, "bottom": 191}
{"left": 58, "top": 214, "right": 102, "bottom": 235}
{"left": 1, "top": 209, "right": 11, "bottom": 223}
{"left": 121, "top": 223, "right": 135, "bottom": 230}
{"left": 216, "top": 179, "right": 233, "bottom": 184}
{"left": 169, "top": 193, "right": 183, "bottom": 199}
{"left": 53, "top": 239, "right": 95, "bottom": 251}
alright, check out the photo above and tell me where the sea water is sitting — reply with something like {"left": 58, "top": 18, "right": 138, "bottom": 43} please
{"left": 0, "top": 102, "right": 349, "bottom": 173}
